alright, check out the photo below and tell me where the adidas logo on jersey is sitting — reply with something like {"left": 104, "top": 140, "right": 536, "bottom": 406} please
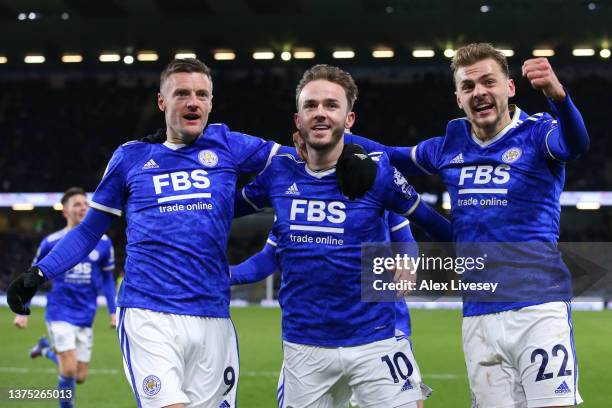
{"left": 554, "top": 380, "right": 571, "bottom": 394}
{"left": 285, "top": 183, "right": 300, "bottom": 195}
{"left": 219, "top": 400, "right": 230, "bottom": 408}
{"left": 401, "top": 378, "right": 413, "bottom": 392}
{"left": 142, "top": 159, "right": 159, "bottom": 169}
{"left": 450, "top": 153, "right": 464, "bottom": 164}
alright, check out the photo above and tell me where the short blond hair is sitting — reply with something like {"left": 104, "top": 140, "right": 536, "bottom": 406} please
{"left": 451, "top": 43, "right": 509, "bottom": 79}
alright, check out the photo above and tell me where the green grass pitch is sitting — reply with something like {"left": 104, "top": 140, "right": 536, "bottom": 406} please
{"left": 0, "top": 307, "right": 610, "bottom": 407}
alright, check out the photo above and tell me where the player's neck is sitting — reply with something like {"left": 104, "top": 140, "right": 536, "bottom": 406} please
{"left": 472, "top": 110, "right": 513, "bottom": 142}
{"left": 166, "top": 128, "right": 199, "bottom": 145}
{"left": 305, "top": 140, "right": 344, "bottom": 171}
{"left": 65, "top": 222, "right": 77, "bottom": 231}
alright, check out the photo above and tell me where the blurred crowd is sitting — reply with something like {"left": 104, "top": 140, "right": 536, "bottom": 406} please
{"left": 0, "top": 64, "right": 610, "bottom": 292}
{"left": 0, "top": 65, "right": 610, "bottom": 193}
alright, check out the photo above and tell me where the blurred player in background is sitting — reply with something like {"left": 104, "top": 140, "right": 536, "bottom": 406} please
{"left": 234, "top": 64, "right": 450, "bottom": 407}
{"left": 295, "top": 43, "right": 590, "bottom": 407}
{"left": 230, "top": 213, "right": 428, "bottom": 408}
{"left": 12, "top": 187, "right": 116, "bottom": 408}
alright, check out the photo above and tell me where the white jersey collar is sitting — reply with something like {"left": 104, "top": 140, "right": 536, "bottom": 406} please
{"left": 304, "top": 164, "right": 336, "bottom": 179}
{"left": 163, "top": 141, "right": 187, "bottom": 150}
{"left": 470, "top": 105, "right": 521, "bottom": 148}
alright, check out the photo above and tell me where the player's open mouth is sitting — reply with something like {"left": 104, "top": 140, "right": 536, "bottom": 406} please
{"left": 474, "top": 103, "right": 494, "bottom": 116}
{"left": 183, "top": 113, "right": 200, "bottom": 122}
{"left": 312, "top": 124, "right": 331, "bottom": 131}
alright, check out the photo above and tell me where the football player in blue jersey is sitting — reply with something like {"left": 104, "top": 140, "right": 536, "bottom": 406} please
{"left": 235, "top": 64, "right": 451, "bottom": 407}
{"left": 291, "top": 44, "right": 589, "bottom": 407}
{"left": 12, "top": 187, "right": 116, "bottom": 408}
{"left": 230, "top": 214, "right": 427, "bottom": 408}
{"left": 5, "top": 58, "right": 367, "bottom": 408}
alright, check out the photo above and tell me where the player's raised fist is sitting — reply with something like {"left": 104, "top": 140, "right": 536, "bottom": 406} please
{"left": 6, "top": 267, "right": 46, "bottom": 315}
{"left": 521, "top": 58, "right": 566, "bottom": 101}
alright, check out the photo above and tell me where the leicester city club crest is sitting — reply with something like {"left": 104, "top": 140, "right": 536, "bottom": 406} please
{"left": 88, "top": 250, "right": 99, "bottom": 261}
{"left": 142, "top": 375, "right": 161, "bottom": 396}
{"left": 502, "top": 147, "right": 522, "bottom": 163}
{"left": 198, "top": 150, "right": 218, "bottom": 167}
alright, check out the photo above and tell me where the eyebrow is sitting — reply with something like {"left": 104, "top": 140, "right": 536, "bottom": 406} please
{"left": 303, "top": 97, "right": 340, "bottom": 105}
{"left": 460, "top": 73, "right": 495, "bottom": 85}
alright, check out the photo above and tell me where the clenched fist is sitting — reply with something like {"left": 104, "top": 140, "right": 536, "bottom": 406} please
{"left": 522, "top": 58, "right": 566, "bottom": 102}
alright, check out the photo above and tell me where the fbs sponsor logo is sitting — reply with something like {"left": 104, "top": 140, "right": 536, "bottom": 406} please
{"left": 450, "top": 153, "right": 464, "bottom": 164}
{"left": 142, "top": 159, "right": 159, "bottom": 170}
{"left": 285, "top": 183, "right": 300, "bottom": 195}
{"left": 554, "top": 380, "right": 571, "bottom": 394}
{"left": 142, "top": 375, "right": 161, "bottom": 396}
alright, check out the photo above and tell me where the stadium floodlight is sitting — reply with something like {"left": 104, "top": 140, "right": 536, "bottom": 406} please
{"left": 444, "top": 48, "right": 455, "bottom": 58}
{"left": 412, "top": 49, "right": 435, "bottom": 58}
{"left": 372, "top": 48, "right": 394, "bottom": 58}
{"left": 0, "top": 56, "right": 7, "bottom": 64}
{"left": 17, "top": 12, "right": 26, "bottom": 20}
{"left": 293, "top": 49, "right": 315, "bottom": 59}
{"left": 62, "top": 54, "right": 83, "bottom": 63}
{"left": 213, "top": 50, "right": 236, "bottom": 61}
{"left": 281, "top": 51, "right": 292, "bottom": 61}
{"left": 498, "top": 49, "right": 514, "bottom": 57}
{"left": 12, "top": 203, "right": 35, "bottom": 211}
{"left": 123, "top": 55, "right": 134, "bottom": 64}
{"left": 99, "top": 53, "right": 121, "bottom": 62}
{"left": 532, "top": 49, "right": 555, "bottom": 57}
{"left": 175, "top": 52, "right": 197, "bottom": 59}
{"left": 252, "top": 51, "right": 275, "bottom": 60}
{"left": 61, "top": 12, "right": 69, "bottom": 20}
{"left": 600, "top": 49, "right": 611, "bottom": 59}
{"left": 572, "top": 48, "right": 595, "bottom": 56}
{"left": 137, "top": 51, "right": 159, "bottom": 62}
{"left": 576, "top": 201, "right": 601, "bottom": 210}
{"left": 24, "top": 55, "right": 45, "bottom": 63}
{"left": 53, "top": 203, "right": 63, "bottom": 211}
{"left": 332, "top": 50, "right": 355, "bottom": 59}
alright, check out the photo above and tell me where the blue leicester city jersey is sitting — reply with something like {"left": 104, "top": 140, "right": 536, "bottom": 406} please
{"left": 412, "top": 107, "right": 572, "bottom": 316}
{"left": 34, "top": 229, "right": 114, "bottom": 327}
{"left": 90, "top": 123, "right": 280, "bottom": 318}
{"left": 267, "top": 211, "right": 415, "bottom": 338}
{"left": 241, "top": 152, "right": 421, "bottom": 347}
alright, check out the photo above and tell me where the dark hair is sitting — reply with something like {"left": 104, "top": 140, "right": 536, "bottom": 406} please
{"left": 451, "top": 43, "right": 509, "bottom": 79}
{"left": 61, "top": 187, "right": 86, "bottom": 206}
{"left": 296, "top": 64, "right": 358, "bottom": 110}
{"left": 160, "top": 58, "right": 212, "bottom": 90}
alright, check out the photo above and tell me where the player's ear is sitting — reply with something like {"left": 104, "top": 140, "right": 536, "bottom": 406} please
{"left": 455, "top": 91, "right": 463, "bottom": 110}
{"left": 157, "top": 92, "right": 165, "bottom": 112}
{"left": 294, "top": 112, "right": 301, "bottom": 128}
{"left": 345, "top": 111, "right": 355, "bottom": 129}
{"left": 508, "top": 78, "right": 516, "bottom": 98}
